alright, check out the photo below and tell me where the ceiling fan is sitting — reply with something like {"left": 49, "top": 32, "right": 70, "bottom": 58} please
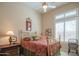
{"left": 42, "top": 2, "right": 56, "bottom": 12}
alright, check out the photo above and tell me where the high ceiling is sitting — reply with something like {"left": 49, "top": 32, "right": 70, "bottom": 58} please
{"left": 26, "top": 2, "right": 69, "bottom": 13}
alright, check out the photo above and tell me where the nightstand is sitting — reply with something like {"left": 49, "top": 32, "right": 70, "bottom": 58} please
{"left": 0, "top": 43, "right": 20, "bottom": 56}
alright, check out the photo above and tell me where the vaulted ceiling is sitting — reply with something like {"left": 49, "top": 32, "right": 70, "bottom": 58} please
{"left": 25, "top": 2, "right": 69, "bottom": 13}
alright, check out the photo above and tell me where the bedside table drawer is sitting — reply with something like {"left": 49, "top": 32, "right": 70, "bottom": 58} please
{"left": 6, "top": 49, "right": 19, "bottom": 56}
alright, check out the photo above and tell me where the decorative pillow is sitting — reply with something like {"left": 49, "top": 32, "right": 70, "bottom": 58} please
{"left": 36, "top": 36, "right": 40, "bottom": 39}
{"left": 23, "top": 37, "right": 31, "bottom": 41}
{"left": 40, "top": 35, "right": 48, "bottom": 40}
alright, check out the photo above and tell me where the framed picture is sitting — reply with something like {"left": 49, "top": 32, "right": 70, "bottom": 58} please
{"left": 11, "top": 36, "right": 17, "bottom": 44}
{"left": 26, "top": 18, "right": 32, "bottom": 31}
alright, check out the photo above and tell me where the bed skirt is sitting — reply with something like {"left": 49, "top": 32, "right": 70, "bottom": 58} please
{"left": 21, "top": 47, "right": 60, "bottom": 56}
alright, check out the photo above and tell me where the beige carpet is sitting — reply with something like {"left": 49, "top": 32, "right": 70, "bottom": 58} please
{"left": 60, "top": 51, "right": 78, "bottom": 56}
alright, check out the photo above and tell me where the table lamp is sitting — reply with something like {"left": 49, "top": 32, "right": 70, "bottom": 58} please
{"left": 6, "top": 31, "right": 14, "bottom": 45}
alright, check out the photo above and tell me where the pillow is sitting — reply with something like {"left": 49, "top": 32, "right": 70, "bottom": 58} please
{"left": 23, "top": 37, "right": 31, "bottom": 41}
{"left": 36, "top": 36, "right": 40, "bottom": 39}
{"left": 40, "top": 35, "right": 48, "bottom": 40}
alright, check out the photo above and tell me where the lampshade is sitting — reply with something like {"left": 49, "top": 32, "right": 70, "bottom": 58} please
{"left": 6, "top": 31, "right": 14, "bottom": 36}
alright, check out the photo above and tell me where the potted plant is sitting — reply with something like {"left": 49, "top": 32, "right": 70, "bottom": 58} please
{"left": 32, "top": 35, "right": 37, "bottom": 40}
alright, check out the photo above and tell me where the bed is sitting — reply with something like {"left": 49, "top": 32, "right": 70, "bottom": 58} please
{"left": 21, "top": 31, "right": 61, "bottom": 56}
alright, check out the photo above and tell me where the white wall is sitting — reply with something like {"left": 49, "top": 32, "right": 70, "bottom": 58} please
{"left": 0, "top": 2, "right": 42, "bottom": 45}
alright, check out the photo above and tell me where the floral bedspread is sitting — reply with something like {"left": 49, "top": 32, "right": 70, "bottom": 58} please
{"left": 22, "top": 39, "right": 61, "bottom": 56}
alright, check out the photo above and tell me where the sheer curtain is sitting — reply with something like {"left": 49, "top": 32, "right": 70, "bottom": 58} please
{"left": 55, "top": 8, "right": 78, "bottom": 42}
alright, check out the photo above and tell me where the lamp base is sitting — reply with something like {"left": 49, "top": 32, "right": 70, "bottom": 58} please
{"left": 9, "top": 36, "right": 12, "bottom": 45}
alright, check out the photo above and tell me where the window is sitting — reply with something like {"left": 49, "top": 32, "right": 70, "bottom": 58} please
{"left": 55, "top": 8, "right": 78, "bottom": 42}
{"left": 55, "top": 22, "right": 64, "bottom": 41}
{"left": 65, "top": 20, "right": 76, "bottom": 42}
{"left": 55, "top": 14, "right": 64, "bottom": 20}
{"left": 65, "top": 10, "right": 77, "bottom": 18}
